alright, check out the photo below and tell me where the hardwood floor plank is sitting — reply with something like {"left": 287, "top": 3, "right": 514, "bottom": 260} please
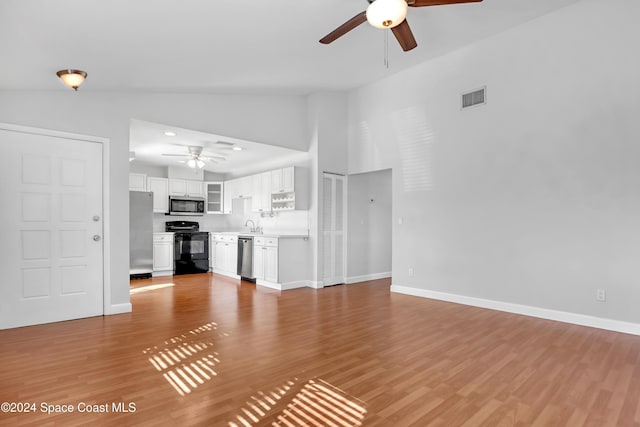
{"left": 2, "top": 275, "right": 640, "bottom": 426}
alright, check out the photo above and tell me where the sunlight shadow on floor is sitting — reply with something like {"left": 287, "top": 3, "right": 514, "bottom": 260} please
{"left": 229, "top": 377, "right": 367, "bottom": 426}
{"left": 130, "top": 283, "right": 175, "bottom": 294}
{"left": 143, "top": 322, "right": 223, "bottom": 396}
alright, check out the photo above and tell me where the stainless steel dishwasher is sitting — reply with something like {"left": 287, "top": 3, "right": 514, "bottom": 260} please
{"left": 237, "top": 236, "right": 255, "bottom": 281}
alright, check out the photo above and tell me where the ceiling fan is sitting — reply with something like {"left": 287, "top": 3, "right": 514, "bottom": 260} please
{"left": 161, "top": 145, "right": 226, "bottom": 169}
{"left": 319, "top": 0, "right": 483, "bottom": 52}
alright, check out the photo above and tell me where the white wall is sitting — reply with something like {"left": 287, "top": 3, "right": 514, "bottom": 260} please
{"left": 0, "top": 91, "right": 307, "bottom": 308}
{"left": 347, "top": 169, "right": 392, "bottom": 281}
{"left": 347, "top": 0, "right": 640, "bottom": 324}
{"left": 306, "top": 92, "right": 349, "bottom": 285}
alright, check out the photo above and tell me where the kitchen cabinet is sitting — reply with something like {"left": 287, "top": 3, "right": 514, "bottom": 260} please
{"left": 254, "top": 236, "right": 278, "bottom": 283}
{"left": 211, "top": 234, "right": 238, "bottom": 278}
{"left": 235, "top": 176, "right": 252, "bottom": 199}
{"left": 251, "top": 171, "right": 272, "bottom": 213}
{"left": 223, "top": 176, "right": 251, "bottom": 214}
{"left": 169, "top": 179, "right": 204, "bottom": 197}
{"left": 153, "top": 233, "right": 174, "bottom": 276}
{"left": 147, "top": 177, "right": 169, "bottom": 213}
{"left": 129, "top": 173, "right": 147, "bottom": 192}
{"left": 223, "top": 179, "right": 237, "bottom": 214}
{"left": 205, "top": 181, "right": 224, "bottom": 214}
{"left": 270, "top": 166, "right": 298, "bottom": 211}
{"left": 271, "top": 166, "right": 294, "bottom": 193}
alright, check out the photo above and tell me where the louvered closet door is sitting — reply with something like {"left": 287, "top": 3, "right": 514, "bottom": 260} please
{"left": 322, "top": 173, "right": 346, "bottom": 286}
{"left": 0, "top": 127, "right": 104, "bottom": 329}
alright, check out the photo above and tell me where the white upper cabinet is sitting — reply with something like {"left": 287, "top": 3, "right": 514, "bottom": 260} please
{"left": 129, "top": 173, "right": 147, "bottom": 192}
{"left": 270, "top": 166, "right": 299, "bottom": 211}
{"left": 282, "top": 166, "right": 294, "bottom": 193}
{"left": 205, "top": 181, "right": 224, "bottom": 214}
{"left": 169, "top": 178, "right": 204, "bottom": 197}
{"left": 186, "top": 180, "right": 204, "bottom": 197}
{"left": 147, "top": 177, "right": 169, "bottom": 213}
{"left": 169, "top": 179, "right": 187, "bottom": 196}
{"left": 223, "top": 179, "right": 237, "bottom": 214}
{"left": 271, "top": 166, "right": 294, "bottom": 193}
{"left": 251, "top": 172, "right": 272, "bottom": 213}
{"left": 236, "top": 175, "right": 252, "bottom": 199}
{"left": 223, "top": 165, "right": 304, "bottom": 214}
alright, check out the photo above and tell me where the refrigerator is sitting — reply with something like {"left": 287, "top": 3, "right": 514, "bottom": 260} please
{"left": 129, "top": 191, "right": 154, "bottom": 279}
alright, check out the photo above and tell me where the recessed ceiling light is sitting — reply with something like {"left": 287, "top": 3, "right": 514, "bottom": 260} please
{"left": 232, "top": 146, "right": 243, "bottom": 151}
{"left": 164, "top": 131, "right": 176, "bottom": 137}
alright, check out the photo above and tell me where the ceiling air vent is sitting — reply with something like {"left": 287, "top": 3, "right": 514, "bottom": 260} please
{"left": 215, "top": 141, "right": 234, "bottom": 147}
{"left": 461, "top": 86, "right": 486, "bottom": 109}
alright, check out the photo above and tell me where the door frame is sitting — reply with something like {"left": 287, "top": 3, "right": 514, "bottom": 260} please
{"left": 321, "top": 171, "right": 347, "bottom": 286}
{"left": 0, "top": 122, "right": 113, "bottom": 315}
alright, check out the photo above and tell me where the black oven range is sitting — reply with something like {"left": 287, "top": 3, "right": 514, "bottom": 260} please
{"left": 165, "top": 221, "right": 209, "bottom": 275}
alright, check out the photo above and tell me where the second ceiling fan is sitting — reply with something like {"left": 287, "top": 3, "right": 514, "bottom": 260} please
{"left": 319, "top": 0, "right": 483, "bottom": 52}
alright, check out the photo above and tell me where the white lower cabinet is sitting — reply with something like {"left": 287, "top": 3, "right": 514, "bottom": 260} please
{"left": 211, "top": 234, "right": 238, "bottom": 278}
{"left": 254, "top": 237, "right": 278, "bottom": 283}
{"left": 153, "top": 233, "right": 174, "bottom": 276}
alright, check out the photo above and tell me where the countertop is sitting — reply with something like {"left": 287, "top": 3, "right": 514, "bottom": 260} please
{"left": 207, "top": 230, "right": 309, "bottom": 239}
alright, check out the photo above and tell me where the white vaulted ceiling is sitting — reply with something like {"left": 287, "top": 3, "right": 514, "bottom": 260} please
{"left": 2, "top": 0, "right": 583, "bottom": 173}
{"left": 1, "top": 0, "right": 582, "bottom": 94}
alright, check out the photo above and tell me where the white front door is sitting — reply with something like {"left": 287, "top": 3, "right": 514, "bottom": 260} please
{"left": 0, "top": 127, "right": 104, "bottom": 329}
{"left": 322, "top": 173, "right": 346, "bottom": 286}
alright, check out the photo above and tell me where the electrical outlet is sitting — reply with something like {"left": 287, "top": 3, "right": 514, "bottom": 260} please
{"left": 408, "top": 267, "right": 414, "bottom": 277}
{"left": 596, "top": 288, "right": 606, "bottom": 302}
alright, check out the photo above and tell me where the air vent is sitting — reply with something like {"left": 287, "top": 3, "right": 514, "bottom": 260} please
{"left": 461, "top": 87, "right": 486, "bottom": 109}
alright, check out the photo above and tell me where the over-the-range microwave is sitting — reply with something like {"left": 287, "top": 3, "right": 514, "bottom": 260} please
{"left": 168, "top": 196, "right": 205, "bottom": 216}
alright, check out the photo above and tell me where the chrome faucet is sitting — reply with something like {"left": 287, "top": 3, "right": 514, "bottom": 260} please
{"left": 244, "top": 219, "right": 256, "bottom": 232}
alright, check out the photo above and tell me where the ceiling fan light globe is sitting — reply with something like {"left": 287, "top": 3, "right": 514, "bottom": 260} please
{"left": 196, "top": 159, "right": 205, "bottom": 168}
{"left": 187, "top": 159, "right": 196, "bottom": 168}
{"left": 366, "top": 0, "right": 408, "bottom": 29}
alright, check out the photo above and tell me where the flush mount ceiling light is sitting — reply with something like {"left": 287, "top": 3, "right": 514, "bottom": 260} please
{"left": 366, "top": 0, "right": 407, "bottom": 29}
{"left": 56, "top": 69, "right": 87, "bottom": 91}
{"left": 232, "top": 146, "right": 243, "bottom": 151}
{"left": 164, "top": 131, "right": 177, "bottom": 137}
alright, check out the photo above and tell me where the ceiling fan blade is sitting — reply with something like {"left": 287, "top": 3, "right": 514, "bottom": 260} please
{"left": 408, "top": 0, "right": 482, "bottom": 7}
{"left": 161, "top": 153, "right": 188, "bottom": 157}
{"left": 319, "top": 11, "right": 367, "bottom": 44}
{"left": 391, "top": 19, "right": 417, "bottom": 52}
{"left": 202, "top": 151, "right": 227, "bottom": 159}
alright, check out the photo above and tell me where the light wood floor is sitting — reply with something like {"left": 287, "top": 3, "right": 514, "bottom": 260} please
{"left": 1, "top": 274, "right": 640, "bottom": 426}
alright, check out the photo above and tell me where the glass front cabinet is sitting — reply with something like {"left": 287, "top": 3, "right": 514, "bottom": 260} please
{"left": 205, "top": 181, "right": 224, "bottom": 214}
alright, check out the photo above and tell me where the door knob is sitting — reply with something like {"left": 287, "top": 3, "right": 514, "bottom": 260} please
{"left": 93, "top": 235, "right": 101, "bottom": 242}
{"left": 93, "top": 215, "right": 100, "bottom": 222}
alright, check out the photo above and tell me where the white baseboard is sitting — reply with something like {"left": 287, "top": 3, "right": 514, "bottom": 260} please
{"left": 281, "top": 280, "right": 311, "bottom": 290}
{"left": 256, "top": 279, "right": 280, "bottom": 290}
{"left": 346, "top": 272, "right": 392, "bottom": 284}
{"left": 212, "top": 269, "right": 240, "bottom": 280}
{"left": 152, "top": 270, "right": 173, "bottom": 277}
{"left": 256, "top": 280, "right": 317, "bottom": 291}
{"left": 390, "top": 285, "right": 640, "bottom": 336}
{"left": 108, "top": 303, "right": 132, "bottom": 315}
